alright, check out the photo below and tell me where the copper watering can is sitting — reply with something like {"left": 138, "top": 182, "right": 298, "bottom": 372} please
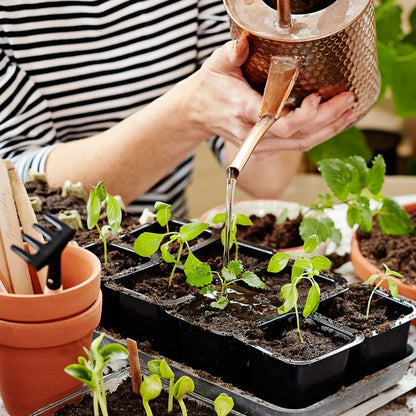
{"left": 225, "top": 0, "right": 380, "bottom": 175}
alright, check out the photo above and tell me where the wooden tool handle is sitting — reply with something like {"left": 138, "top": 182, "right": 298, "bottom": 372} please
{"left": 0, "top": 160, "right": 33, "bottom": 294}
{"left": 6, "top": 160, "right": 48, "bottom": 292}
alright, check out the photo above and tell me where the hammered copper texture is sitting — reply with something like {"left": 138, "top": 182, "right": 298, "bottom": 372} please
{"left": 227, "top": 1, "right": 380, "bottom": 120}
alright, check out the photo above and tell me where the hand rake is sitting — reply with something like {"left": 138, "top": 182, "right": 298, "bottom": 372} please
{"left": 11, "top": 213, "right": 76, "bottom": 293}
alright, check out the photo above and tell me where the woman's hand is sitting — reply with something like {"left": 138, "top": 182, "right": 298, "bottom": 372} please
{"left": 186, "top": 35, "right": 357, "bottom": 157}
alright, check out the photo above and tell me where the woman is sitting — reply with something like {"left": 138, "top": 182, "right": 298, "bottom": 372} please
{"left": 0, "top": 0, "right": 356, "bottom": 216}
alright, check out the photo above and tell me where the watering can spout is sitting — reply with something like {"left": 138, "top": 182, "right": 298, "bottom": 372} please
{"left": 277, "top": 0, "right": 291, "bottom": 29}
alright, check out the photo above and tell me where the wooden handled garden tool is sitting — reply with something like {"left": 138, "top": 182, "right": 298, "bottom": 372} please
{"left": 0, "top": 160, "right": 33, "bottom": 293}
{"left": 11, "top": 213, "right": 75, "bottom": 293}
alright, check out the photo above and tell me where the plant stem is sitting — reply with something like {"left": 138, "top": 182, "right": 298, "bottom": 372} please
{"left": 168, "top": 242, "right": 183, "bottom": 287}
{"left": 295, "top": 302, "right": 304, "bottom": 343}
{"left": 96, "top": 224, "right": 108, "bottom": 268}
{"left": 93, "top": 394, "right": 99, "bottom": 416}
{"left": 168, "top": 378, "right": 174, "bottom": 412}
{"left": 97, "top": 392, "right": 109, "bottom": 416}
{"left": 178, "top": 399, "right": 188, "bottom": 416}
{"left": 143, "top": 401, "right": 153, "bottom": 416}
{"left": 366, "top": 281, "right": 382, "bottom": 319}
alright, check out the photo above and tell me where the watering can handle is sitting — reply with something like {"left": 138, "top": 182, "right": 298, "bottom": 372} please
{"left": 227, "top": 55, "right": 299, "bottom": 176}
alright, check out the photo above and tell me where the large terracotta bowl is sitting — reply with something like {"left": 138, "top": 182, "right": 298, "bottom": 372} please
{"left": 351, "top": 202, "right": 416, "bottom": 300}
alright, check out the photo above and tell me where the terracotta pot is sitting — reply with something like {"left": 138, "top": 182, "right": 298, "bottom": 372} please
{"left": 0, "top": 245, "right": 102, "bottom": 416}
{"left": 350, "top": 202, "right": 416, "bottom": 300}
{"left": 0, "top": 244, "right": 101, "bottom": 322}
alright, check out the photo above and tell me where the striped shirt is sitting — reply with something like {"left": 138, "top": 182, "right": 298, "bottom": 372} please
{"left": 0, "top": 0, "right": 229, "bottom": 216}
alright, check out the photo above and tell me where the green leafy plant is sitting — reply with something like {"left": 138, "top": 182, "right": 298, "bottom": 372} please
{"left": 148, "top": 358, "right": 175, "bottom": 412}
{"left": 87, "top": 180, "right": 122, "bottom": 268}
{"left": 194, "top": 259, "right": 266, "bottom": 310}
{"left": 299, "top": 155, "right": 414, "bottom": 244}
{"left": 363, "top": 263, "right": 402, "bottom": 319}
{"left": 214, "top": 393, "right": 235, "bottom": 416}
{"left": 267, "top": 235, "right": 331, "bottom": 342}
{"left": 134, "top": 219, "right": 209, "bottom": 288}
{"left": 173, "top": 376, "right": 195, "bottom": 416}
{"left": 140, "top": 374, "right": 163, "bottom": 416}
{"left": 154, "top": 201, "right": 172, "bottom": 232}
{"left": 212, "top": 212, "right": 253, "bottom": 260}
{"left": 64, "top": 334, "right": 129, "bottom": 416}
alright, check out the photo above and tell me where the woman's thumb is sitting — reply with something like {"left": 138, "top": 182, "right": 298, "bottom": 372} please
{"left": 211, "top": 34, "right": 249, "bottom": 71}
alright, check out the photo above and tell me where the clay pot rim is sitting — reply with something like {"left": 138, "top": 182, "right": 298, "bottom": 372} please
{"left": 351, "top": 201, "right": 416, "bottom": 299}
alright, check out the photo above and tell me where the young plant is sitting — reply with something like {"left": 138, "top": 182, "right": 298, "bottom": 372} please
{"left": 363, "top": 263, "right": 402, "bottom": 319}
{"left": 134, "top": 219, "right": 209, "bottom": 288}
{"left": 148, "top": 358, "right": 175, "bottom": 412}
{"left": 87, "top": 180, "right": 122, "bottom": 268}
{"left": 267, "top": 235, "right": 331, "bottom": 343}
{"left": 214, "top": 393, "right": 234, "bottom": 416}
{"left": 212, "top": 212, "right": 253, "bottom": 260}
{"left": 64, "top": 334, "right": 129, "bottom": 416}
{"left": 154, "top": 201, "right": 172, "bottom": 232}
{"left": 300, "top": 155, "right": 414, "bottom": 244}
{"left": 173, "top": 376, "right": 194, "bottom": 416}
{"left": 195, "top": 259, "right": 266, "bottom": 310}
{"left": 140, "top": 374, "right": 162, "bottom": 416}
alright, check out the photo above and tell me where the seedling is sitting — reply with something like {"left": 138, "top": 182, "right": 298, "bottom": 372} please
{"left": 363, "top": 263, "right": 402, "bottom": 319}
{"left": 214, "top": 393, "right": 234, "bottom": 416}
{"left": 173, "top": 376, "right": 194, "bottom": 416}
{"left": 212, "top": 212, "right": 253, "bottom": 260}
{"left": 195, "top": 259, "right": 266, "bottom": 310}
{"left": 64, "top": 334, "right": 129, "bottom": 416}
{"left": 140, "top": 374, "right": 162, "bottom": 416}
{"left": 154, "top": 201, "right": 172, "bottom": 232}
{"left": 300, "top": 155, "right": 414, "bottom": 244}
{"left": 134, "top": 219, "right": 209, "bottom": 288}
{"left": 267, "top": 235, "right": 331, "bottom": 342}
{"left": 87, "top": 180, "right": 122, "bottom": 268}
{"left": 148, "top": 358, "right": 175, "bottom": 412}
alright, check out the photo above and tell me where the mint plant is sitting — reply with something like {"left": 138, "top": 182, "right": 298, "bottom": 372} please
{"left": 212, "top": 212, "right": 253, "bottom": 260}
{"left": 194, "top": 259, "right": 266, "bottom": 310}
{"left": 64, "top": 334, "right": 129, "bottom": 416}
{"left": 267, "top": 235, "right": 331, "bottom": 342}
{"left": 173, "top": 376, "right": 195, "bottom": 416}
{"left": 134, "top": 220, "right": 209, "bottom": 288}
{"left": 87, "top": 180, "right": 122, "bottom": 268}
{"left": 148, "top": 358, "right": 175, "bottom": 412}
{"left": 214, "top": 393, "right": 234, "bottom": 416}
{"left": 300, "top": 155, "right": 414, "bottom": 244}
{"left": 140, "top": 374, "right": 162, "bottom": 416}
{"left": 363, "top": 263, "right": 402, "bottom": 319}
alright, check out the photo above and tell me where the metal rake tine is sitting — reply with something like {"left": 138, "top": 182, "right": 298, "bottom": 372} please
{"left": 32, "top": 222, "right": 55, "bottom": 241}
{"left": 21, "top": 233, "right": 44, "bottom": 250}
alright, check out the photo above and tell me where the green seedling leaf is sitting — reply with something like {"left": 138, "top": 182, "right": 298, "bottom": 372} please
{"left": 161, "top": 241, "right": 176, "bottom": 263}
{"left": 364, "top": 273, "right": 380, "bottom": 285}
{"left": 179, "top": 222, "right": 209, "bottom": 241}
{"left": 186, "top": 261, "right": 213, "bottom": 287}
{"left": 199, "top": 284, "right": 215, "bottom": 296}
{"left": 366, "top": 154, "right": 386, "bottom": 195}
{"left": 106, "top": 194, "right": 122, "bottom": 234}
{"left": 64, "top": 364, "right": 93, "bottom": 385}
{"left": 100, "top": 344, "right": 129, "bottom": 364}
{"left": 134, "top": 232, "right": 165, "bottom": 257}
{"left": 147, "top": 359, "right": 162, "bottom": 375}
{"left": 211, "top": 296, "right": 229, "bottom": 310}
{"left": 303, "top": 234, "right": 319, "bottom": 254}
{"left": 140, "top": 374, "right": 162, "bottom": 416}
{"left": 347, "top": 203, "right": 373, "bottom": 232}
{"left": 378, "top": 197, "right": 414, "bottom": 235}
{"left": 174, "top": 376, "right": 195, "bottom": 416}
{"left": 345, "top": 155, "right": 369, "bottom": 194}
{"left": 267, "top": 252, "right": 291, "bottom": 273}
{"left": 278, "top": 286, "right": 297, "bottom": 315}
{"left": 234, "top": 213, "right": 253, "bottom": 226}
{"left": 227, "top": 260, "right": 244, "bottom": 276}
{"left": 87, "top": 189, "right": 101, "bottom": 229}
{"left": 154, "top": 202, "right": 171, "bottom": 227}
{"left": 222, "top": 266, "right": 237, "bottom": 282}
{"left": 389, "top": 279, "right": 399, "bottom": 298}
{"left": 279, "top": 283, "right": 292, "bottom": 300}
{"left": 310, "top": 255, "right": 331, "bottom": 271}
{"left": 241, "top": 271, "right": 266, "bottom": 289}
{"left": 95, "top": 181, "right": 107, "bottom": 201}
{"left": 317, "top": 158, "right": 354, "bottom": 200}
{"left": 214, "top": 393, "right": 234, "bottom": 416}
{"left": 293, "top": 259, "right": 313, "bottom": 273}
{"left": 212, "top": 213, "right": 226, "bottom": 224}
{"left": 303, "top": 283, "right": 320, "bottom": 317}
{"left": 299, "top": 217, "right": 336, "bottom": 245}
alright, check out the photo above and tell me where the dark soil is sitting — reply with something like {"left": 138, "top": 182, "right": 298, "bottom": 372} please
{"left": 106, "top": 262, "right": 197, "bottom": 302}
{"left": 54, "top": 376, "right": 218, "bottom": 416}
{"left": 236, "top": 213, "right": 303, "bottom": 250}
{"left": 318, "top": 283, "right": 402, "bottom": 336}
{"left": 357, "top": 210, "right": 416, "bottom": 285}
